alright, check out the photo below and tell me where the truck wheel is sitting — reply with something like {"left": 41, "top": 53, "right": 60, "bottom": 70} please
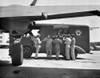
{"left": 10, "top": 43, "right": 23, "bottom": 66}
{"left": 23, "top": 46, "right": 32, "bottom": 58}
{"left": 75, "top": 49, "right": 78, "bottom": 59}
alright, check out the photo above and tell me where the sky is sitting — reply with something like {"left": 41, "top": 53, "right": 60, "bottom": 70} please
{"left": 0, "top": 0, "right": 100, "bottom": 42}
{"left": 0, "top": 0, "right": 100, "bottom": 6}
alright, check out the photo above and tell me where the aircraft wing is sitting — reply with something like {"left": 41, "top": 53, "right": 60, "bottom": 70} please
{"left": 0, "top": 5, "right": 100, "bottom": 21}
{"left": 46, "top": 10, "right": 99, "bottom": 19}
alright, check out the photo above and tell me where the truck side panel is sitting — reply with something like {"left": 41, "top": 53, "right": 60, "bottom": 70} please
{"left": 40, "top": 25, "right": 90, "bottom": 54}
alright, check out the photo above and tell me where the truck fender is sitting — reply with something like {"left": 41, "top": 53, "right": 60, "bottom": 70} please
{"left": 75, "top": 45, "right": 86, "bottom": 54}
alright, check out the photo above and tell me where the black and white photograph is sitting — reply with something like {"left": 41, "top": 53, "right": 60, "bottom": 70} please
{"left": 0, "top": 0, "right": 100, "bottom": 78}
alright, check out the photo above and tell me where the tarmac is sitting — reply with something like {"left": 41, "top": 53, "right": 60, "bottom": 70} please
{"left": 0, "top": 49, "right": 100, "bottom": 78}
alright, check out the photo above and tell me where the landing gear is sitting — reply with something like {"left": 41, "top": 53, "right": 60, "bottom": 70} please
{"left": 10, "top": 43, "right": 23, "bottom": 66}
{"left": 9, "top": 34, "right": 23, "bottom": 66}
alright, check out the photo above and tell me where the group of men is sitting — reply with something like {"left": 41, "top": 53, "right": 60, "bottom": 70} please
{"left": 42, "top": 34, "right": 76, "bottom": 60}
{"left": 30, "top": 32, "right": 76, "bottom": 60}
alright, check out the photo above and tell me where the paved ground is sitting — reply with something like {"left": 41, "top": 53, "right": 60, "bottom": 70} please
{"left": 0, "top": 48, "right": 100, "bottom": 69}
{"left": 0, "top": 49, "right": 100, "bottom": 78}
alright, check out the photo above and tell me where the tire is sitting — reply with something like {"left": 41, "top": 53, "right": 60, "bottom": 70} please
{"left": 23, "top": 46, "right": 32, "bottom": 58}
{"left": 10, "top": 43, "right": 23, "bottom": 66}
{"left": 75, "top": 49, "right": 78, "bottom": 59}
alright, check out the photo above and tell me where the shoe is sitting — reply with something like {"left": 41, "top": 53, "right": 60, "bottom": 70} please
{"left": 34, "top": 57, "right": 38, "bottom": 59}
{"left": 56, "top": 58, "right": 59, "bottom": 60}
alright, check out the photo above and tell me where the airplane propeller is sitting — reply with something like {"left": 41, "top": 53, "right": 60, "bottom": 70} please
{"left": 30, "top": 0, "right": 37, "bottom": 6}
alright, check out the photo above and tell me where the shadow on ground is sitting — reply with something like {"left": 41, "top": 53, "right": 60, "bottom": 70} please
{"left": 0, "top": 66, "right": 100, "bottom": 78}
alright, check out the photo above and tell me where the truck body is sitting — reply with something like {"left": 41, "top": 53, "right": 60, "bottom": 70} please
{"left": 21, "top": 24, "right": 90, "bottom": 58}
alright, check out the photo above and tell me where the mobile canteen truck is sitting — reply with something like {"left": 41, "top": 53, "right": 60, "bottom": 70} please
{"left": 21, "top": 24, "right": 90, "bottom": 58}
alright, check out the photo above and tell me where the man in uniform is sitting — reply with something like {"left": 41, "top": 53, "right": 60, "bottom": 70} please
{"left": 70, "top": 34, "right": 76, "bottom": 60}
{"left": 53, "top": 35, "right": 63, "bottom": 60}
{"left": 63, "top": 34, "right": 71, "bottom": 60}
{"left": 42, "top": 35, "right": 53, "bottom": 59}
{"left": 31, "top": 34, "right": 41, "bottom": 59}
